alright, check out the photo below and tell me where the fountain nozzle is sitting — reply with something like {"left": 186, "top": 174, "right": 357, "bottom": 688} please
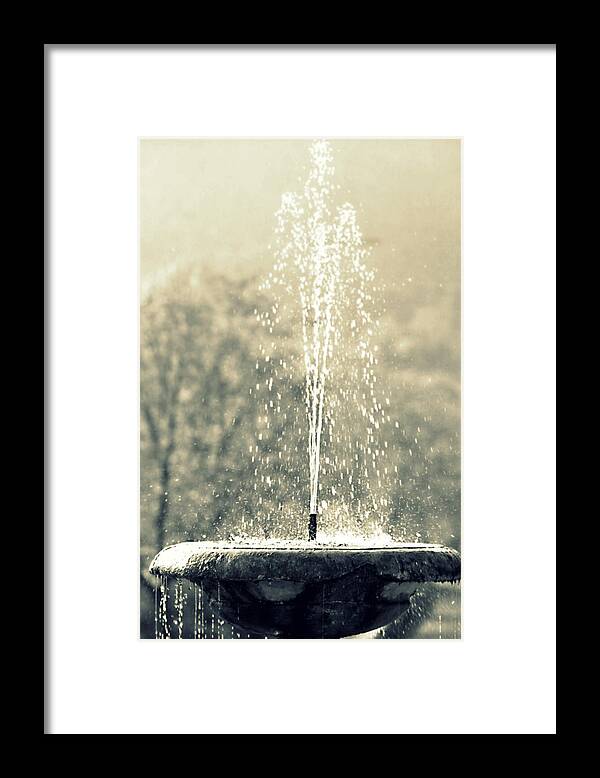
{"left": 308, "top": 512, "right": 317, "bottom": 541}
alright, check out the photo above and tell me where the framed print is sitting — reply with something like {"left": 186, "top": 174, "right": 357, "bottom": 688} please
{"left": 46, "top": 44, "right": 556, "bottom": 734}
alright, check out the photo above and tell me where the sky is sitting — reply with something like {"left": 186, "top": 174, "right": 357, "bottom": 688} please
{"left": 139, "top": 138, "right": 461, "bottom": 307}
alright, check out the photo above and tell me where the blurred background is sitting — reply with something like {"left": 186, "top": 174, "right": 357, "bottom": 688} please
{"left": 140, "top": 139, "right": 461, "bottom": 638}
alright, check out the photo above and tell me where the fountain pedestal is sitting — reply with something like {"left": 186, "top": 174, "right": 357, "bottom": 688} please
{"left": 150, "top": 542, "right": 461, "bottom": 639}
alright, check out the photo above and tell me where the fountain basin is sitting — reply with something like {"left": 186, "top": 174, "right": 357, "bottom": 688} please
{"left": 149, "top": 542, "right": 461, "bottom": 639}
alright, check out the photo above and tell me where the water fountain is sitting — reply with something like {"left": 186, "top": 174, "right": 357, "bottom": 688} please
{"left": 149, "top": 140, "right": 461, "bottom": 639}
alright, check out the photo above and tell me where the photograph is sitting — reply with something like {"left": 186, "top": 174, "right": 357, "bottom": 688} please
{"left": 140, "top": 138, "right": 461, "bottom": 639}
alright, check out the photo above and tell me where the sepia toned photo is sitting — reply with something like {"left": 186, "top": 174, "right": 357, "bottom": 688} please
{"left": 140, "top": 138, "right": 461, "bottom": 639}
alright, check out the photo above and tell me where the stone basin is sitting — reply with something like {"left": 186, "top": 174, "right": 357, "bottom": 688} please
{"left": 149, "top": 541, "right": 461, "bottom": 639}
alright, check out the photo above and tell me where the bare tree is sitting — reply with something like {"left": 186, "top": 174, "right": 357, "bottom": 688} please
{"left": 141, "top": 297, "right": 197, "bottom": 549}
{"left": 140, "top": 269, "right": 271, "bottom": 566}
